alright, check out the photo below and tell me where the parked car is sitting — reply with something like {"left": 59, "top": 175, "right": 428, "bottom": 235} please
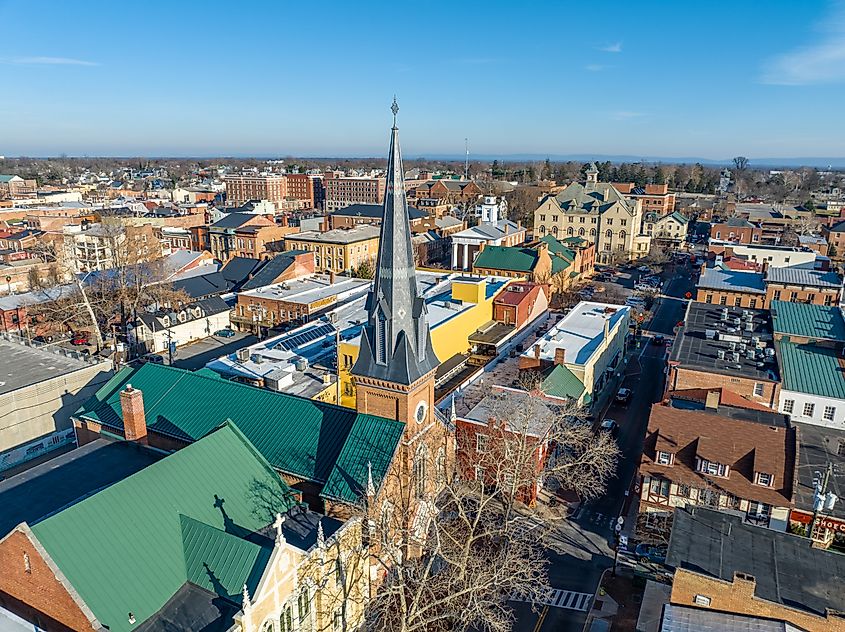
{"left": 652, "top": 335, "right": 666, "bottom": 345}
{"left": 615, "top": 388, "right": 632, "bottom": 405}
{"left": 70, "top": 332, "right": 89, "bottom": 346}
{"left": 141, "top": 353, "right": 165, "bottom": 364}
{"left": 599, "top": 418, "right": 619, "bottom": 436}
{"left": 637, "top": 265, "right": 652, "bottom": 272}
{"left": 214, "top": 328, "right": 236, "bottom": 338}
{"left": 635, "top": 543, "right": 667, "bottom": 565}
{"left": 626, "top": 298, "right": 646, "bottom": 308}
{"left": 635, "top": 284, "right": 657, "bottom": 293}
{"left": 33, "top": 335, "right": 55, "bottom": 344}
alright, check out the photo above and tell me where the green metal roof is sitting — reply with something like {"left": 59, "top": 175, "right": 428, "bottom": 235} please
{"left": 180, "top": 514, "right": 270, "bottom": 601}
{"left": 540, "top": 234, "right": 576, "bottom": 275}
{"left": 778, "top": 340, "right": 845, "bottom": 399}
{"left": 321, "top": 413, "right": 405, "bottom": 502}
{"left": 540, "top": 364, "right": 586, "bottom": 401}
{"left": 30, "top": 422, "right": 294, "bottom": 632}
{"left": 770, "top": 300, "right": 845, "bottom": 342}
{"left": 75, "top": 363, "right": 403, "bottom": 502}
{"left": 473, "top": 245, "right": 538, "bottom": 273}
{"left": 669, "top": 211, "right": 689, "bottom": 224}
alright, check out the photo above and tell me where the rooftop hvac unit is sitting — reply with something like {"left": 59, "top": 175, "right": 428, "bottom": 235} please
{"left": 251, "top": 354, "right": 263, "bottom": 364}
{"left": 729, "top": 341, "right": 737, "bottom": 351}
{"left": 717, "top": 349, "right": 725, "bottom": 360}
{"left": 721, "top": 308, "right": 729, "bottom": 321}
{"left": 236, "top": 348, "right": 250, "bottom": 362}
{"left": 746, "top": 350, "right": 756, "bottom": 360}
{"left": 752, "top": 336, "right": 760, "bottom": 346}
{"left": 295, "top": 357, "right": 308, "bottom": 372}
{"left": 705, "top": 329, "right": 716, "bottom": 340}
{"left": 746, "top": 320, "right": 754, "bottom": 332}
{"left": 732, "top": 317, "right": 741, "bottom": 326}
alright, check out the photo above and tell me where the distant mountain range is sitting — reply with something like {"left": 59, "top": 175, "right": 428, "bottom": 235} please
{"left": 403, "top": 153, "right": 845, "bottom": 169}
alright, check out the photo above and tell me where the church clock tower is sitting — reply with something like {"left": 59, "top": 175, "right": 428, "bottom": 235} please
{"left": 351, "top": 99, "right": 440, "bottom": 434}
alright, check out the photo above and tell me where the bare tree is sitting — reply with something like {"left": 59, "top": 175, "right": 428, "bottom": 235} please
{"left": 363, "top": 387, "right": 618, "bottom": 632}
{"left": 732, "top": 156, "right": 749, "bottom": 171}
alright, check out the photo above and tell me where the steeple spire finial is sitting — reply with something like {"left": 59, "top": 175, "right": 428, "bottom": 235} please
{"left": 391, "top": 96, "right": 399, "bottom": 128}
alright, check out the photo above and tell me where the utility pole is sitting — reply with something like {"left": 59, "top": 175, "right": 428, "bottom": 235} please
{"left": 809, "top": 462, "right": 835, "bottom": 545}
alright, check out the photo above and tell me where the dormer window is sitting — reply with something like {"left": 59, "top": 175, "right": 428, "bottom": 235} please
{"left": 656, "top": 451, "right": 674, "bottom": 466}
{"left": 755, "top": 472, "right": 774, "bottom": 487}
{"left": 697, "top": 458, "right": 729, "bottom": 478}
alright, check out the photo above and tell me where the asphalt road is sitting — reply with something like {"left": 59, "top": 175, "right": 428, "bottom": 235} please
{"left": 511, "top": 261, "right": 695, "bottom": 632}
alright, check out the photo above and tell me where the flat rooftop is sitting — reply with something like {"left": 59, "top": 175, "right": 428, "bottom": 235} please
{"left": 698, "top": 266, "right": 765, "bottom": 294}
{"left": 667, "top": 506, "right": 845, "bottom": 617}
{"left": 240, "top": 274, "right": 370, "bottom": 305}
{"left": 290, "top": 224, "right": 380, "bottom": 244}
{"left": 793, "top": 422, "right": 845, "bottom": 520}
{"left": 670, "top": 302, "right": 779, "bottom": 382}
{"left": 521, "top": 301, "right": 630, "bottom": 366}
{"left": 0, "top": 336, "right": 108, "bottom": 396}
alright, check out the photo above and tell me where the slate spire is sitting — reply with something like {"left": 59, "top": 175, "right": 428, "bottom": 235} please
{"left": 351, "top": 99, "right": 439, "bottom": 385}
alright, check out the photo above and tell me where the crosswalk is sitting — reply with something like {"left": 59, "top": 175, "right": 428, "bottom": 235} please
{"left": 511, "top": 587, "right": 593, "bottom": 612}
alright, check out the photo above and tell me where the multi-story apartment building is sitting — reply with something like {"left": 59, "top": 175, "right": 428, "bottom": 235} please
{"left": 224, "top": 173, "right": 287, "bottom": 207}
{"left": 208, "top": 212, "right": 292, "bottom": 262}
{"left": 285, "top": 173, "right": 323, "bottom": 208}
{"left": 533, "top": 165, "right": 651, "bottom": 265}
{"left": 285, "top": 225, "right": 380, "bottom": 273}
{"left": 324, "top": 177, "right": 385, "bottom": 212}
{"left": 765, "top": 267, "right": 842, "bottom": 306}
{"left": 710, "top": 217, "right": 763, "bottom": 244}
{"left": 62, "top": 222, "right": 160, "bottom": 273}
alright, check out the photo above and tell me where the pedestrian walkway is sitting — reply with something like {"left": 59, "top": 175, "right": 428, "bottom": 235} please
{"left": 511, "top": 587, "right": 594, "bottom": 612}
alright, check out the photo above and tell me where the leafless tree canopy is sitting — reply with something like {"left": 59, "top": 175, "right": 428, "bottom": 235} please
{"left": 363, "top": 387, "right": 618, "bottom": 632}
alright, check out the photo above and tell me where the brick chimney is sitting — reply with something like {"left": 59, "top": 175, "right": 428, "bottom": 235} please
{"left": 120, "top": 384, "right": 148, "bottom": 444}
{"left": 554, "top": 347, "right": 566, "bottom": 365}
{"left": 534, "top": 343, "right": 541, "bottom": 359}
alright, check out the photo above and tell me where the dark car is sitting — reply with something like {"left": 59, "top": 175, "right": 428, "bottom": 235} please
{"left": 141, "top": 354, "right": 165, "bottom": 364}
{"left": 599, "top": 418, "right": 619, "bottom": 437}
{"left": 652, "top": 335, "right": 666, "bottom": 345}
{"left": 615, "top": 388, "right": 632, "bottom": 405}
{"left": 33, "top": 334, "right": 55, "bottom": 344}
{"left": 635, "top": 543, "right": 667, "bottom": 565}
{"left": 214, "top": 328, "right": 236, "bottom": 338}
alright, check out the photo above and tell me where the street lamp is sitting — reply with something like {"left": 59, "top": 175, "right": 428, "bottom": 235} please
{"left": 329, "top": 311, "right": 342, "bottom": 405}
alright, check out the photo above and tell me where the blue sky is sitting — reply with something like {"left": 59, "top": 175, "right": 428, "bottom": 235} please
{"left": 0, "top": 0, "right": 844, "bottom": 158}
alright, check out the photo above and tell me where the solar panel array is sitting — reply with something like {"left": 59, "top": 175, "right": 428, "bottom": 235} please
{"left": 276, "top": 323, "right": 335, "bottom": 351}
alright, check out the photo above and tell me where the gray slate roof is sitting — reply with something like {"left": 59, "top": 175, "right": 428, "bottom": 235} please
{"left": 766, "top": 266, "right": 842, "bottom": 289}
{"left": 332, "top": 202, "right": 426, "bottom": 220}
{"left": 698, "top": 267, "right": 766, "bottom": 294}
{"left": 666, "top": 506, "right": 845, "bottom": 617}
{"left": 351, "top": 115, "right": 439, "bottom": 385}
{"left": 548, "top": 181, "right": 633, "bottom": 215}
{"left": 210, "top": 212, "right": 262, "bottom": 229}
{"left": 137, "top": 296, "right": 230, "bottom": 330}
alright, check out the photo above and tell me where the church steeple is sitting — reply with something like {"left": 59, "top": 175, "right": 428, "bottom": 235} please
{"left": 351, "top": 99, "right": 439, "bottom": 386}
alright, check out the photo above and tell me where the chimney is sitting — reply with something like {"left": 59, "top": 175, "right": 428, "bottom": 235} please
{"left": 534, "top": 343, "right": 541, "bottom": 359}
{"left": 554, "top": 347, "right": 566, "bottom": 365}
{"left": 120, "top": 384, "right": 148, "bottom": 444}
{"left": 704, "top": 390, "right": 721, "bottom": 410}
{"left": 603, "top": 315, "right": 610, "bottom": 341}
{"left": 329, "top": 270, "right": 336, "bottom": 285}
{"left": 504, "top": 223, "right": 510, "bottom": 235}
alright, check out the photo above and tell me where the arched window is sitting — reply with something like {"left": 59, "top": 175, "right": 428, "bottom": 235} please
{"left": 539, "top": 225, "right": 546, "bottom": 235}
{"left": 262, "top": 621, "right": 274, "bottom": 632}
{"left": 414, "top": 443, "right": 428, "bottom": 498}
{"left": 280, "top": 605, "right": 293, "bottom": 632}
{"left": 297, "top": 588, "right": 311, "bottom": 623}
{"left": 436, "top": 447, "right": 447, "bottom": 487}
{"left": 578, "top": 227, "right": 585, "bottom": 236}
{"left": 567, "top": 227, "right": 574, "bottom": 236}
{"left": 590, "top": 228, "right": 596, "bottom": 237}
{"left": 619, "top": 230, "right": 627, "bottom": 241}
{"left": 551, "top": 226, "right": 558, "bottom": 236}
{"left": 605, "top": 229, "right": 613, "bottom": 238}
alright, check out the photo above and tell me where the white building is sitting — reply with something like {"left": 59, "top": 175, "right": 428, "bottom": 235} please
{"left": 450, "top": 197, "right": 525, "bottom": 270}
{"left": 730, "top": 244, "right": 818, "bottom": 269}
{"left": 520, "top": 301, "right": 631, "bottom": 400}
{"left": 777, "top": 340, "right": 845, "bottom": 429}
{"left": 129, "top": 296, "right": 232, "bottom": 353}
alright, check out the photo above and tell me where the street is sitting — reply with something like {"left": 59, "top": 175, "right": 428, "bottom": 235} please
{"left": 512, "top": 260, "right": 695, "bottom": 632}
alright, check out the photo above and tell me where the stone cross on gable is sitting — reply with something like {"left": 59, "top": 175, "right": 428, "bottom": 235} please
{"left": 274, "top": 512, "right": 286, "bottom": 546}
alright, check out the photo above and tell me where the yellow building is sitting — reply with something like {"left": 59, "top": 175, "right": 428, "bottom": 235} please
{"left": 286, "top": 225, "right": 380, "bottom": 274}
{"left": 338, "top": 273, "right": 511, "bottom": 407}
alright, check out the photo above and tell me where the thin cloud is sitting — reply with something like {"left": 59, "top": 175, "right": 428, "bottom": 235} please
{"left": 761, "top": 3, "right": 845, "bottom": 85}
{"left": 585, "top": 64, "right": 605, "bottom": 72}
{"left": 612, "top": 111, "right": 645, "bottom": 121}
{"left": 598, "top": 42, "right": 622, "bottom": 53}
{"left": 2, "top": 56, "right": 99, "bottom": 67}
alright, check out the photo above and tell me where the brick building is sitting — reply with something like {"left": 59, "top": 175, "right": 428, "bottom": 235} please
{"left": 224, "top": 173, "right": 287, "bottom": 207}
{"left": 696, "top": 267, "right": 767, "bottom": 309}
{"left": 667, "top": 302, "right": 780, "bottom": 408}
{"left": 665, "top": 506, "right": 845, "bottom": 632}
{"left": 709, "top": 217, "right": 762, "bottom": 244}
{"left": 408, "top": 179, "right": 482, "bottom": 204}
{"left": 822, "top": 220, "right": 845, "bottom": 259}
{"left": 0, "top": 175, "right": 37, "bottom": 199}
{"left": 326, "top": 202, "right": 427, "bottom": 230}
{"left": 284, "top": 225, "right": 380, "bottom": 274}
{"left": 324, "top": 176, "right": 385, "bottom": 212}
{"left": 492, "top": 281, "right": 548, "bottom": 327}
{"left": 208, "top": 212, "right": 293, "bottom": 261}
{"left": 765, "top": 266, "right": 842, "bottom": 306}
{"left": 284, "top": 173, "right": 323, "bottom": 208}
{"left": 613, "top": 182, "right": 676, "bottom": 215}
